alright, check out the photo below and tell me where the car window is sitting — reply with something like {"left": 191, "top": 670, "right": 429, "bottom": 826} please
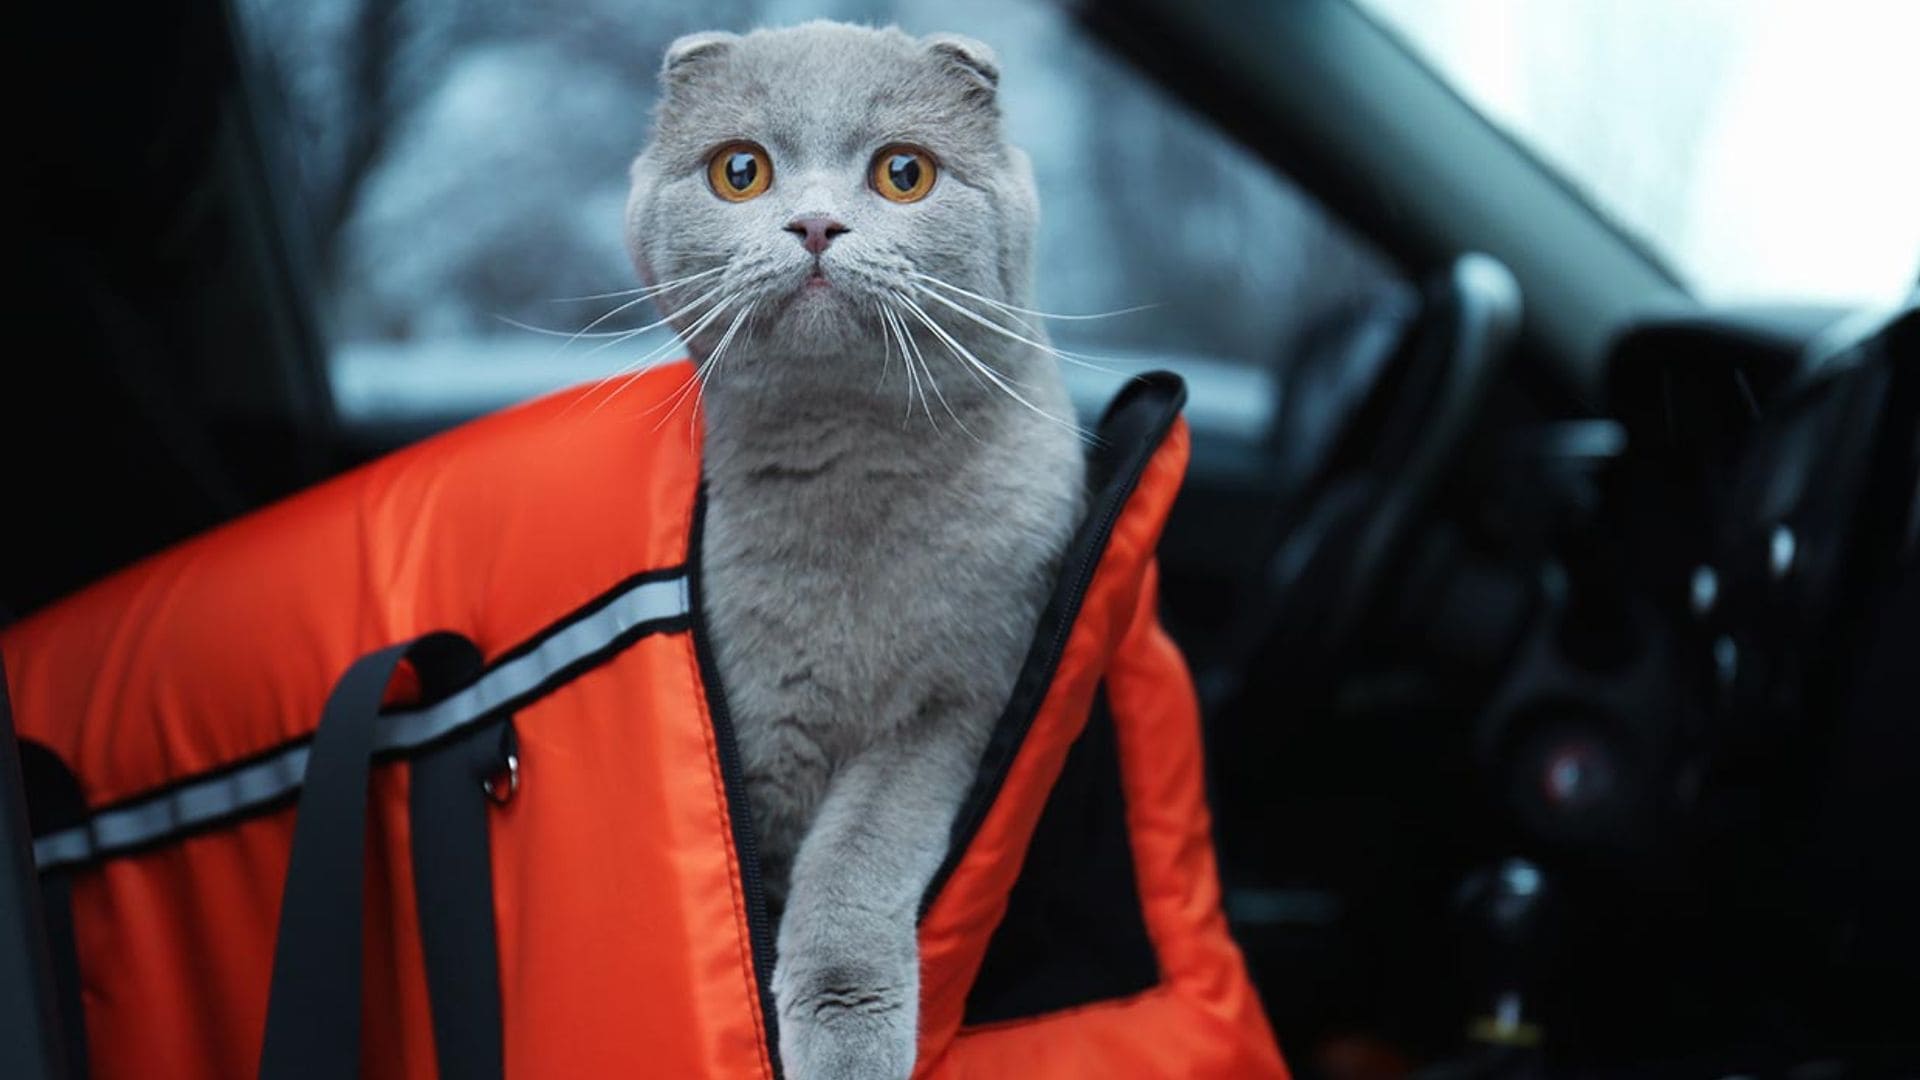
{"left": 1358, "top": 0, "right": 1920, "bottom": 308}
{"left": 234, "top": 0, "right": 1405, "bottom": 432}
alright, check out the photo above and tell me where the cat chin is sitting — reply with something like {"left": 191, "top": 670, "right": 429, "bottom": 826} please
{"left": 765, "top": 287, "right": 872, "bottom": 343}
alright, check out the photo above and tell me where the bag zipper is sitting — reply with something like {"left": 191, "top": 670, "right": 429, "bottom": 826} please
{"left": 687, "top": 371, "right": 1185, "bottom": 1073}
{"left": 689, "top": 489, "right": 785, "bottom": 1079}
{"left": 918, "top": 372, "right": 1188, "bottom": 915}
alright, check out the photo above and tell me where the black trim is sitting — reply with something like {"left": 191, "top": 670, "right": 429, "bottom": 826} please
{"left": 62, "top": 730, "right": 298, "bottom": 829}
{"left": 688, "top": 489, "right": 784, "bottom": 1079}
{"left": 29, "top": 574, "right": 691, "bottom": 869}
{"left": 388, "top": 610, "right": 690, "bottom": 763}
{"left": 44, "top": 790, "right": 309, "bottom": 872}
{"left": 920, "top": 372, "right": 1188, "bottom": 913}
{"left": 410, "top": 718, "right": 509, "bottom": 1080}
{"left": 260, "top": 632, "right": 483, "bottom": 1080}
{"left": 480, "top": 564, "right": 688, "bottom": 672}
{"left": 963, "top": 689, "right": 1161, "bottom": 1025}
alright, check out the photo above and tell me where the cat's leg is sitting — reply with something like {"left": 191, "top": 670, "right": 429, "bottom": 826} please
{"left": 772, "top": 724, "right": 977, "bottom": 1080}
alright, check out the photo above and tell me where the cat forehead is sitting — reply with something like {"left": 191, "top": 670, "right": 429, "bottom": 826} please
{"left": 652, "top": 24, "right": 1000, "bottom": 162}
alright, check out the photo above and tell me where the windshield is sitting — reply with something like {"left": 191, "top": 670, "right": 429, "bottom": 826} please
{"left": 1358, "top": 0, "right": 1920, "bottom": 308}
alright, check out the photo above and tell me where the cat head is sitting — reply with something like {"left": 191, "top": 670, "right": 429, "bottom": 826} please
{"left": 625, "top": 22, "right": 1039, "bottom": 380}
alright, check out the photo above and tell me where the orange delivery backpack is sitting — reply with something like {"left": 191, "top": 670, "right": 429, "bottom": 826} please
{"left": 1, "top": 363, "right": 1286, "bottom": 1079}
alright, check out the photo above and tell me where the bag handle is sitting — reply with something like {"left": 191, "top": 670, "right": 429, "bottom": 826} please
{"left": 409, "top": 715, "right": 514, "bottom": 1079}
{"left": 258, "top": 633, "right": 486, "bottom": 1079}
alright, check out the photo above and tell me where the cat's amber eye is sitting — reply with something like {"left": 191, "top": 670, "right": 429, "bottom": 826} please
{"left": 707, "top": 142, "right": 772, "bottom": 202}
{"left": 871, "top": 145, "right": 937, "bottom": 203}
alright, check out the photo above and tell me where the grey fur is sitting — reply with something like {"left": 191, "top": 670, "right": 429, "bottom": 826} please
{"left": 624, "top": 21, "right": 1085, "bottom": 1080}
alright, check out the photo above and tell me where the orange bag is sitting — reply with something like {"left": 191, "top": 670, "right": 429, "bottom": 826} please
{"left": 3, "top": 364, "right": 1285, "bottom": 1078}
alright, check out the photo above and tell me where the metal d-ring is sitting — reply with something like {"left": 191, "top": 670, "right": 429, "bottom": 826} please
{"left": 482, "top": 749, "right": 519, "bottom": 805}
{"left": 483, "top": 720, "right": 520, "bottom": 805}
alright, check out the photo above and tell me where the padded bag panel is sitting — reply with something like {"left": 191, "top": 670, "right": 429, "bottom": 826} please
{"left": 5, "top": 364, "right": 1281, "bottom": 1079}
{"left": 923, "top": 560, "right": 1286, "bottom": 1078}
{"left": 1, "top": 370, "right": 774, "bottom": 1079}
{"left": 1, "top": 374, "right": 700, "bottom": 806}
{"left": 915, "top": 399, "right": 1286, "bottom": 1077}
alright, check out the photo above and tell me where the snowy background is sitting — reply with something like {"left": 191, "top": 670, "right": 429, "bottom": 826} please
{"left": 233, "top": 0, "right": 1398, "bottom": 425}
{"left": 234, "top": 0, "right": 1918, "bottom": 426}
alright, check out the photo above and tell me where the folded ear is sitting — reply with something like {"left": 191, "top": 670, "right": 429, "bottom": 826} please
{"left": 921, "top": 33, "right": 999, "bottom": 99}
{"left": 660, "top": 30, "right": 737, "bottom": 85}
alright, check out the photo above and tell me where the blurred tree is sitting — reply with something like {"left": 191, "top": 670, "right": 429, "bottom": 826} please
{"left": 235, "top": 0, "right": 1395, "bottom": 364}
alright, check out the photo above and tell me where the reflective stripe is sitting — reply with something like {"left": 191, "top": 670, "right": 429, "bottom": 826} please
{"left": 377, "top": 576, "right": 688, "bottom": 751}
{"left": 32, "top": 572, "right": 690, "bottom": 872}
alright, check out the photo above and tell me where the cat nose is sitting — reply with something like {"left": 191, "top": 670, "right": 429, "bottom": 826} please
{"left": 784, "top": 215, "right": 849, "bottom": 255}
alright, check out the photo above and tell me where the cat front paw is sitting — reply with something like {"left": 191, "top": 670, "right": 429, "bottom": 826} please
{"left": 773, "top": 960, "right": 918, "bottom": 1080}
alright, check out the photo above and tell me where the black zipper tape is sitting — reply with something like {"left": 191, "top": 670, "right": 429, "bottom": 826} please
{"left": 918, "top": 372, "right": 1187, "bottom": 916}
{"left": 688, "top": 490, "right": 785, "bottom": 1079}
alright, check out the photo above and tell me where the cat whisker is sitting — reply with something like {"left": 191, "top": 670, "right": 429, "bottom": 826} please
{"left": 494, "top": 315, "right": 651, "bottom": 341}
{"left": 894, "top": 306, "right": 941, "bottom": 429}
{"left": 568, "top": 281, "right": 731, "bottom": 366}
{"left": 907, "top": 274, "right": 1044, "bottom": 338}
{"left": 912, "top": 335, "right": 977, "bottom": 442}
{"left": 873, "top": 300, "right": 896, "bottom": 393}
{"left": 660, "top": 300, "right": 756, "bottom": 444}
{"left": 611, "top": 291, "right": 742, "bottom": 420}
{"left": 501, "top": 278, "right": 731, "bottom": 362}
{"left": 575, "top": 291, "right": 737, "bottom": 421}
{"left": 896, "top": 290, "right": 1038, "bottom": 391}
{"left": 647, "top": 293, "right": 746, "bottom": 415}
{"left": 892, "top": 292, "right": 1095, "bottom": 445}
{"left": 555, "top": 286, "right": 737, "bottom": 420}
{"left": 898, "top": 308, "right": 932, "bottom": 429}
{"left": 892, "top": 300, "right": 989, "bottom": 399}
{"left": 543, "top": 265, "right": 726, "bottom": 304}
{"left": 545, "top": 287, "right": 651, "bottom": 303}
{"left": 701, "top": 302, "right": 756, "bottom": 393}
{"left": 908, "top": 283, "right": 1134, "bottom": 379}
{"left": 883, "top": 302, "right": 977, "bottom": 441}
{"left": 574, "top": 280, "right": 750, "bottom": 376}
{"left": 502, "top": 288, "right": 672, "bottom": 342}
{"left": 904, "top": 318, "right": 942, "bottom": 433}
{"left": 878, "top": 302, "right": 920, "bottom": 423}
{"left": 910, "top": 272, "right": 1158, "bottom": 322}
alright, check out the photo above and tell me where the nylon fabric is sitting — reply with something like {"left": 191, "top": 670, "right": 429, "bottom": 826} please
{"left": 0, "top": 363, "right": 1283, "bottom": 1079}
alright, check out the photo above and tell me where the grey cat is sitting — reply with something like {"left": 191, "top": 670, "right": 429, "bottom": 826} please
{"left": 623, "top": 21, "right": 1086, "bottom": 1080}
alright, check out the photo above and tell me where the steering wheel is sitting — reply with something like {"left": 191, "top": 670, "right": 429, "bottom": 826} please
{"left": 1228, "top": 253, "right": 1523, "bottom": 685}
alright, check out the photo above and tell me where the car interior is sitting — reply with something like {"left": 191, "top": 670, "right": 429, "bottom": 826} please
{"left": 7, "top": 0, "right": 1916, "bottom": 1076}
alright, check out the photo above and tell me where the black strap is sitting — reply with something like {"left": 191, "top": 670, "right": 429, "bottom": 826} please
{"left": 0, "top": 660, "right": 72, "bottom": 1080}
{"left": 32, "top": 873, "right": 84, "bottom": 1080}
{"left": 15, "top": 739, "right": 88, "bottom": 1080}
{"left": 259, "top": 633, "right": 482, "bottom": 1080}
{"left": 409, "top": 718, "right": 511, "bottom": 1080}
